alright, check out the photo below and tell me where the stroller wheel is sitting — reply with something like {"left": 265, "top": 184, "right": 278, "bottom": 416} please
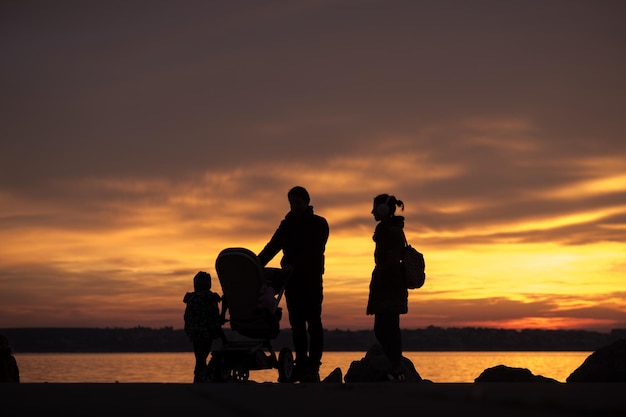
{"left": 233, "top": 367, "right": 250, "bottom": 382}
{"left": 277, "top": 347, "right": 295, "bottom": 383}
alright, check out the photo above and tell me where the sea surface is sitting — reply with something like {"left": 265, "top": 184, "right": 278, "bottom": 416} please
{"left": 15, "top": 351, "right": 591, "bottom": 383}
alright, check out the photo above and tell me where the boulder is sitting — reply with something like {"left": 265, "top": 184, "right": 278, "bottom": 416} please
{"left": 474, "top": 364, "right": 559, "bottom": 383}
{"left": 566, "top": 338, "right": 626, "bottom": 382}
{"left": 344, "top": 343, "right": 423, "bottom": 382}
{"left": 322, "top": 367, "right": 343, "bottom": 383}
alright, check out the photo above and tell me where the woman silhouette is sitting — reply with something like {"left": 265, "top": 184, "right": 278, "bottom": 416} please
{"left": 367, "top": 193, "right": 408, "bottom": 381}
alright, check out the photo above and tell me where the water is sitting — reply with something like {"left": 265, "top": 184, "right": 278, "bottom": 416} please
{"left": 15, "top": 351, "right": 590, "bottom": 383}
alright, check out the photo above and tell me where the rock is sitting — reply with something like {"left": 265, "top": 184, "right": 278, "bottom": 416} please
{"left": 474, "top": 364, "right": 559, "bottom": 383}
{"left": 344, "top": 343, "right": 423, "bottom": 382}
{"left": 566, "top": 338, "right": 626, "bottom": 382}
{"left": 322, "top": 367, "right": 343, "bottom": 383}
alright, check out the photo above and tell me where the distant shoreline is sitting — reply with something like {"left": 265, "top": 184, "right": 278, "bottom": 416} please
{"left": 2, "top": 326, "right": 625, "bottom": 353}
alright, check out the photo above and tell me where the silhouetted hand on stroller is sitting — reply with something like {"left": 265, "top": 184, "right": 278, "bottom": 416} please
{"left": 280, "top": 261, "right": 294, "bottom": 274}
{"left": 219, "top": 298, "right": 229, "bottom": 325}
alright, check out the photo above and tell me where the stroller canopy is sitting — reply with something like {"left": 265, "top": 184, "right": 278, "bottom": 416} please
{"left": 216, "top": 247, "right": 284, "bottom": 339}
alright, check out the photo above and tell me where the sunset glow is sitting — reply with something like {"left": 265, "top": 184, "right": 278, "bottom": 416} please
{"left": 1, "top": 1, "right": 625, "bottom": 333}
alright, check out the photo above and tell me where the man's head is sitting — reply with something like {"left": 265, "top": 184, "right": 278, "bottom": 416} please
{"left": 288, "top": 186, "right": 310, "bottom": 204}
{"left": 288, "top": 186, "right": 310, "bottom": 216}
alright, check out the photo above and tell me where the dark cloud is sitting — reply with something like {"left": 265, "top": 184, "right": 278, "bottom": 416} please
{"left": 3, "top": 1, "right": 625, "bottom": 185}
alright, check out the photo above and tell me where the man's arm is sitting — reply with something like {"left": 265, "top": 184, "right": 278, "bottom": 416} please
{"left": 258, "top": 222, "right": 284, "bottom": 266}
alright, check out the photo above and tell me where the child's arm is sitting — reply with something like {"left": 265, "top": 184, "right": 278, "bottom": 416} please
{"left": 219, "top": 295, "right": 229, "bottom": 324}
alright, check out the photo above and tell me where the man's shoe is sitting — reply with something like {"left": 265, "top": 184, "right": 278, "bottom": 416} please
{"left": 299, "top": 368, "right": 320, "bottom": 383}
{"left": 295, "top": 360, "right": 320, "bottom": 383}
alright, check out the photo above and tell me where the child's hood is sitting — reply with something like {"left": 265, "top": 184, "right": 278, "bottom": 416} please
{"left": 183, "top": 290, "right": 221, "bottom": 304}
{"left": 183, "top": 292, "right": 195, "bottom": 303}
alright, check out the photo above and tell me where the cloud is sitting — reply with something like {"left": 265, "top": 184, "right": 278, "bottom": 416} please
{"left": 1, "top": 1, "right": 625, "bottom": 330}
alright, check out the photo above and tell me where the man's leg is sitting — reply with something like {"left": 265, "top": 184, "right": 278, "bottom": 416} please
{"left": 286, "top": 295, "right": 309, "bottom": 374}
{"left": 301, "top": 290, "right": 323, "bottom": 382}
{"left": 307, "top": 300, "right": 324, "bottom": 369}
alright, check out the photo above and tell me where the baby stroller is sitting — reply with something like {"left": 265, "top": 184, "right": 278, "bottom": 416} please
{"left": 206, "top": 247, "right": 295, "bottom": 383}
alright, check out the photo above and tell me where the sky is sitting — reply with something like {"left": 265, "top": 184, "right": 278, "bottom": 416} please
{"left": 2, "top": 1, "right": 625, "bottom": 332}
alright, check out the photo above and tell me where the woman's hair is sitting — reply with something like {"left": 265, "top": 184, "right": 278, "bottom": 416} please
{"left": 374, "top": 193, "right": 405, "bottom": 216}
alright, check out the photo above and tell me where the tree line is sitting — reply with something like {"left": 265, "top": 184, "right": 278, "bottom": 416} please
{"left": 2, "top": 326, "right": 625, "bottom": 353}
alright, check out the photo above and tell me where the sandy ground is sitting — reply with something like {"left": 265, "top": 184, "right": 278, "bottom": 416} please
{"left": 3, "top": 382, "right": 625, "bottom": 417}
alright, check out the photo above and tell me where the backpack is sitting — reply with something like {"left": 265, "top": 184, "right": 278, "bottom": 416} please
{"left": 183, "top": 290, "right": 222, "bottom": 341}
{"left": 401, "top": 231, "right": 426, "bottom": 289}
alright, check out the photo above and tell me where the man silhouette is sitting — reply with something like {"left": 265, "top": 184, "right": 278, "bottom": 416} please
{"left": 258, "top": 186, "right": 329, "bottom": 382}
